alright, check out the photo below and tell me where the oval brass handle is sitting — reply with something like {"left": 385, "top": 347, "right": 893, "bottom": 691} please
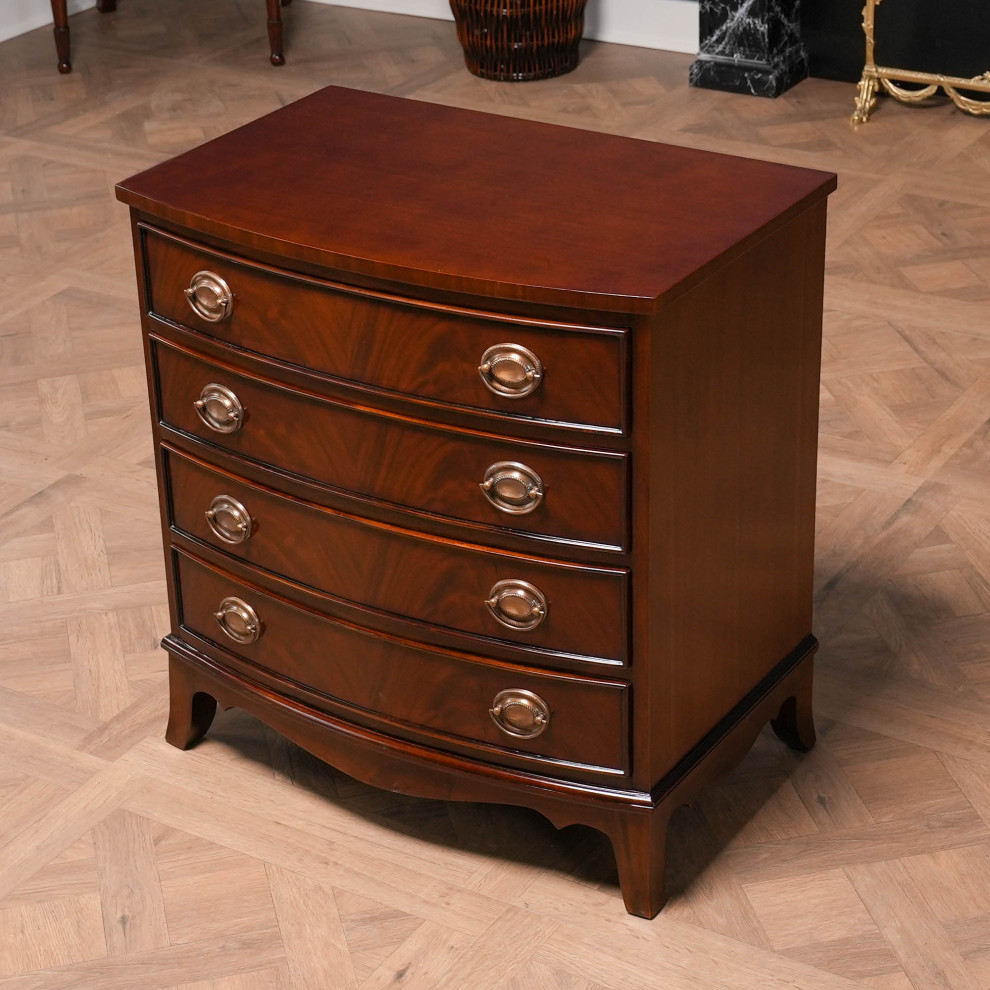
{"left": 480, "top": 461, "right": 544, "bottom": 515}
{"left": 490, "top": 689, "right": 550, "bottom": 739}
{"left": 184, "top": 270, "right": 233, "bottom": 323}
{"left": 205, "top": 494, "right": 253, "bottom": 545}
{"left": 486, "top": 579, "right": 547, "bottom": 631}
{"left": 194, "top": 383, "right": 244, "bottom": 434}
{"left": 214, "top": 596, "right": 262, "bottom": 644}
{"left": 478, "top": 343, "right": 543, "bottom": 398}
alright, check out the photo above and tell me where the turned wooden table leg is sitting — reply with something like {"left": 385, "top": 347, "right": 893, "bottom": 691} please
{"left": 770, "top": 658, "right": 816, "bottom": 751}
{"left": 165, "top": 656, "right": 218, "bottom": 750}
{"left": 52, "top": 0, "right": 116, "bottom": 73}
{"left": 51, "top": 0, "right": 71, "bottom": 73}
{"left": 605, "top": 807, "right": 673, "bottom": 919}
{"left": 266, "top": 0, "right": 286, "bottom": 65}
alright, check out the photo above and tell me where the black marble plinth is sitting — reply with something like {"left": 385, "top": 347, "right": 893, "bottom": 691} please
{"left": 690, "top": 0, "right": 809, "bottom": 97}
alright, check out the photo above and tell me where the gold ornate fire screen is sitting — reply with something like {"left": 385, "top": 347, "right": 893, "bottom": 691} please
{"left": 852, "top": 0, "right": 990, "bottom": 124}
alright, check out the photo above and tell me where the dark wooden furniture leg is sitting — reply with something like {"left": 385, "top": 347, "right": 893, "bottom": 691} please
{"left": 770, "top": 659, "right": 817, "bottom": 751}
{"left": 51, "top": 0, "right": 116, "bottom": 74}
{"left": 266, "top": 0, "right": 287, "bottom": 66}
{"left": 117, "top": 87, "right": 832, "bottom": 919}
{"left": 165, "top": 655, "right": 218, "bottom": 750}
{"left": 604, "top": 649, "right": 818, "bottom": 917}
{"left": 607, "top": 808, "right": 673, "bottom": 919}
{"left": 51, "top": 0, "right": 287, "bottom": 71}
{"left": 51, "top": 0, "right": 71, "bottom": 73}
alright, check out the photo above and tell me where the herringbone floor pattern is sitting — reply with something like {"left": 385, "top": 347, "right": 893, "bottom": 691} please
{"left": 2, "top": 3, "right": 989, "bottom": 987}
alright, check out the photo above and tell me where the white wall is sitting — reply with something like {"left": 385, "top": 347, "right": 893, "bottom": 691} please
{"left": 1, "top": 0, "right": 699, "bottom": 54}
{"left": 1, "top": 0, "right": 95, "bottom": 45}
{"left": 324, "top": 0, "right": 700, "bottom": 54}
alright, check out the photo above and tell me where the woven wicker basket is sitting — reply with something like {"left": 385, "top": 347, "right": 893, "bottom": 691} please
{"left": 449, "top": 0, "right": 588, "bottom": 81}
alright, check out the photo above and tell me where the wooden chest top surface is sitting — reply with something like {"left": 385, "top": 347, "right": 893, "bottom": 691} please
{"left": 116, "top": 86, "right": 836, "bottom": 312}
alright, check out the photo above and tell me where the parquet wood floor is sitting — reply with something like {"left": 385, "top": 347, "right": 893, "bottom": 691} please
{"left": 1, "top": 3, "right": 989, "bottom": 988}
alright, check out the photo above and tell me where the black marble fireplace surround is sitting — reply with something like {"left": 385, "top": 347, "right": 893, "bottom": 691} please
{"left": 690, "top": 0, "right": 808, "bottom": 97}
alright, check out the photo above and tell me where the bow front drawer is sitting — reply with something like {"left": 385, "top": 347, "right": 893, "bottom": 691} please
{"left": 142, "top": 226, "right": 627, "bottom": 433}
{"left": 164, "top": 447, "right": 628, "bottom": 664}
{"left": 152, "top": 338, "right": 628, "bottom": 550}
{"left": 174, "top": 550, "right": 630, "bottom": 778}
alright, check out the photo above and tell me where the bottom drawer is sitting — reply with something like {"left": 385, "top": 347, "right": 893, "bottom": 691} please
{"left": 173, "top": 549, "right": 629, "bottom": 776}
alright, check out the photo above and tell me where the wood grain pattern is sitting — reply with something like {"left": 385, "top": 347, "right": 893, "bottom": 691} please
{"left": 3, "top": 0, "right": 990, "bottom": 984}
{"left": 116, "top": 88, "right": 835, "bottom": 312}
{"left": 152, "top": 337, "right": 629, "bottom": 550}
{"left": 143, "top": 226, "right": 628, "bottom": 434}
{"left": 129, "top": 79, "right": 830, "bottom": 919}
{"left": 644, "top": 202, "right": 827, "bottom": 778}
{"left": 172, "top": 548, "right": 631, "bottom": 777}
{"left": 163, "top": 446, "right": 629, "bottom": 666}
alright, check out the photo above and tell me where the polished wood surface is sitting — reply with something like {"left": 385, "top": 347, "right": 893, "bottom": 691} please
{"left": 143, "top": 226, "right": 628, "bottom": 433}
{"left": 644, "top": 201, "right": 828, "bottom": 775}
{"left": 172, "top": 550, "right": 631, "bottom": 777}
{"left": 161, "top": 635, "right": 815, "bottom": 922}
{"left": 50, "top": 0, "right": 114, "bottom": 73}
{"left": 6, "top": 0, "right": 988, "bottom": 982}
{"left": 152, "top": 336, "right": 629, "bottom": 550}
{"left": 123, "top": 83, "right": 833, "bottom": 919}
{"left": 116, "top": 86, "right": 835, "bottom": 310}
{"left": 163, "top": 446, "right": 629, "bottom": 664}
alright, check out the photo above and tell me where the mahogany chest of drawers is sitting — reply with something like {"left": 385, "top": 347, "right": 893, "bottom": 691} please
{"left": 116, "top": 86, "right": 836, "bottom": 917}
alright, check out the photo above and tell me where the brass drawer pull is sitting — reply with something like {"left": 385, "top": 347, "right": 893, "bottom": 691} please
{"left": 205, "top": 494, "right": 253, "bottom": 545}
{"left": 185, "top": 270, "right": 233, "bottom": 323}
{"left": 214, "top": 596, "right": 262, "bottom": 644}
{"left": 486, "top": 579, "right": 547, "bottom": 631}
{"left": 194, "top": 383, "right": 244, "bottom": 434}
{"left": 480, "top": 461, "right": 544, "bottom": 515}
{"left": 490, "top": 689, "right": 550, "bottom": 739}
{"left": 478, "top": 343, "right": 543, "bottom": 398}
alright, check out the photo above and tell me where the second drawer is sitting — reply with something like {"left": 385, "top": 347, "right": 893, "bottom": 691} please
{"left": 164, "top": 446, "right": 628, "bottom": 664}
{"left": 153, "top": 337, "right": 628, "bottom": 550}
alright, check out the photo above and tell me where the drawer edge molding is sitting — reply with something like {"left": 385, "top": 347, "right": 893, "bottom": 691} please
{"left": 172, "top": 527, "right": 629, "bottom": 670}
{"left": 173, "top": 545, "right": 629, "bottom": 687}
{"left": 140, "top": 223, "right": 631, "bottom": 434}
{"left": 177, "top": 627, "right": 629, "bottom": 782}
{"left": 152, "top": 336, "right": 630, "bottom": 552}
{"left": 166, "top": 637, "right": 649, "bottom": 803}
{"left": 162, "top": 425, "right": 628, "bottom": 554}
{"left": 161, "top": 441, "right": 628, "bottom": 572}
{"left": 150, "top": 309, "right": 626, "bottom": 438}
{"left": 172, "top": 547, "right": 631, "bottom": 777}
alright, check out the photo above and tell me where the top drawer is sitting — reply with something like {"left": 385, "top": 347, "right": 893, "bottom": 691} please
{"left": 141, "top": 226, "right": 627, "bottom": 434}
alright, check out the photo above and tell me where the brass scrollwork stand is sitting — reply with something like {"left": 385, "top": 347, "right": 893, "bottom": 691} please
{"left": 852, "top": 0, "right": 990, "bottom": 124}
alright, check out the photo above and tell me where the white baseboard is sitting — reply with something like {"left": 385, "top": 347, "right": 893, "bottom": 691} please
{"left": 1, "top": 0, "right": 699, "bottom": 55}
{"left": 325, "top": 0, "right": 700, "bottom": 54}
{"left": 0, "top": 0, "right": 95, "bottom": 45}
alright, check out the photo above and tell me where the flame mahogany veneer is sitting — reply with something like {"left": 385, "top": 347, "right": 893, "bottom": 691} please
{"left": 116, "top": 86, "right": 836, "bottom": 917}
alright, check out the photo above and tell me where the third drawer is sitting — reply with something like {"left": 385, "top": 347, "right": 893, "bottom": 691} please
{"left": 163, "top": 445, "right": 628, "bottom": 665}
